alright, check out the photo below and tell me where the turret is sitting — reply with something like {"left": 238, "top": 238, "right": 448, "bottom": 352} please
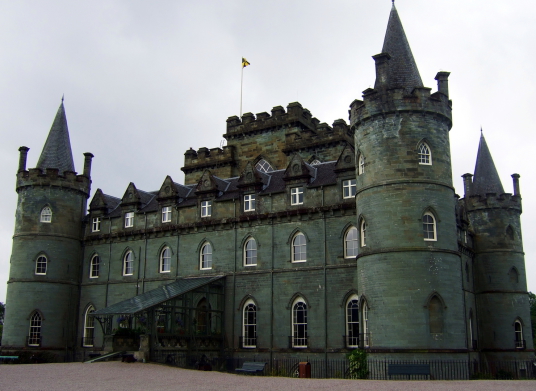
{"left": 353, "top": 4, "right": 464, "bottom": 354}
{"left": 462, "top": 133, "right": 532, "bottom": 359}
{"left": 2, "top": 100, "right": 92, "bottom": 359}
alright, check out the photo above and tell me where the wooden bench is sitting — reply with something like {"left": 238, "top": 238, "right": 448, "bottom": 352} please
{"left": 388, "top": 364, "right": 431, "bottom": 379}
{"left": 0, "top": 356, "right": 19, "bottom": 364}
{"left": 236, "top": 362, "right": 266, "bottom": 375}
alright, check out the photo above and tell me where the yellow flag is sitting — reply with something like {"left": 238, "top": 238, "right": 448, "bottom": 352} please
{"left": 242, "top": 57, "right": 250, "bottom": 68}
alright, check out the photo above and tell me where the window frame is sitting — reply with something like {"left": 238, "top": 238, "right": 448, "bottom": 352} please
{"left": 83, "top": 306, "right": 95, "bottom": 347}
{"left": 345, "top": 226, "right": 358, "bottom": 258}
{"left": 291, "top": 298, "right": 308, "bottom": 348}
{"left": 28, "top": 312, "right": 42, "bottom": 347}
{"left": 242, "top": 299, "right": 257, "bottom": 348}
{"left": 515, "top": 320, "right": 524, "bottom": 348}
{"left": 418, "top": 142, "right": 432, "bottom": 165}
{"left": 346, "top": 295, "right": 360, "bottom": 348}
{"left": 358, "top": 154, "right": 365, "bottom": 175}
{"left": 124, "top": 212, "right": 134, "bottom": 228}
{"left": 201, "top": 200, "right": 212, "bottom": 218}
{"left": 162, "top": 206, "right": 172, "bottom": 223}
{"left": 244, "top": 194, "right": 256, "bottom": 212}
{"left": 123, "top": 251, "right": 134, "bottom": 276}
{"left": 91, "top": 217, "right": 101, "bottom": 232}
{"left": 343, "top": 179, "right": 356, "bottom": 199}
{"left": 35, "top": 255, "right": 47, "bottom": 275}
{"left": 291, "top": 187, "right": 304, "bottom": 206}
{"left": 360, "top": 220, "right": 367, "bottom": 247}
{"left": 90, "top": 255, "right": 100, "bottom": 278}
{"left": 40, "top": 206, "right": 52, "bottom": 223}
{"left": 160, "top": 247, "right": 171, "bottom": 273}
{"left": 423, "top": 212, "right": 437, "bottom": 241}
{"left": 292, "top": 233, "right": 307, "bottom": 263}
{"left": 362, "top": 302, "right": 369, "bottom": 348}
{"left": 255, "top": 159, "right": 274, "bottom": 173}
{"left": 200, "top": 242, "right": 213, "bottom": 270}
{"left": 244, "top": 238, "right": 257, "bottom": 267}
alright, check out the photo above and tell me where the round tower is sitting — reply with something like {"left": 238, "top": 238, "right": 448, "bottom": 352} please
{"left": 2, "top": 102, "right": 92, "bottom": 360}
{"left": 350, "top": 5, "right": 466, "bottom": 358}
{"left": 462, "top": 135, "right": 533, "bottom": 360}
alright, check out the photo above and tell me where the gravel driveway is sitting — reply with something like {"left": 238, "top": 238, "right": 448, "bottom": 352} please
{"left": 1, "top": 361, "right": 536, "bottom": 391}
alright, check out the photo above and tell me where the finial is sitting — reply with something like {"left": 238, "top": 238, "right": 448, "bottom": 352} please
{"left": 61, "top": 94, "right": 64, "bottom": 103}
{"left": 480, "top": 127, "right": 483, "bottom": 134}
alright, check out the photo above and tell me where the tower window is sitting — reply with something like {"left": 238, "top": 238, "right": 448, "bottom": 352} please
{"left": 40, "top": 206, "right": 52, "bottom": 223}
{"left": 83, "top": 306, "right": 95, "bottom": 347}
{"left": 35, "top": 256, "right": 47, "bottom": 275}
{"left": 423, "top": 212, "right": 437, "bottom": 241}
{"left": 90, "top": 255, "right": 100, "bottom": 278}
{"left": 244, "top": 194, "right": 256, "bottom": 212}
{"left": 200, "top": 242, "right": 212, "bottom": 270}
{"left": 292, "top": 233, "right": 306, "bottom": 263}
{"left": 358, "top": 154, "right": 365, "bottom": 175}
{"left": 123, "top": 251, "right": 133, "bottom": 276}
{"left": 360, "top": 220, "right": 367, "bottom": 247}
{"left": 162, "top": 206, "right": 172, "bottom": 223}
{"left": 291, "top": 187, "right": 304, "bottom": 205}
{"left": 345, "top": 227, "right": 358, "bottom": 258}
{"left": 429, "top": 295, "right": 444, "bottom": 333}
{"left": 124, "top": 212, "right": 134, "bottom": 228}
{"left": 362, "top": 301, "right": 369, "bottom": 347}
{"left": 201, "top": 201, "right": 212, "bottom": 217}
{"left": 28, "top": 312, "right": 42, "bottom": 346}
{"left": 160, "top": 247, "right": 171, "bottom": 273}
{"left": 291, "top": 298, "right": 307, "bottom": 348}
{"left": 343, "top": 179, "right": 356, "bottom": 199}
{"left": 509, "top": 267, "right": 519, "bottom": 284}
{"left": 242, "top": 299, "right": 257, "bottom": 348}
{"left": 418, "top": 143, "right": 432, "bottom": 165}
{"left": 244, "top": 238, "right": 257, "bottom": 266}
{"left": 92, "top": 217, "right": 101, "bottom": 232}
{"left": 255, "top": 159, "right": 274, "bottom": 173}
{"left": 515, "top": 320, "right": 525, "bottom": 349}
{"left": 346, "top": 296, "right": 359, "bottom": 348}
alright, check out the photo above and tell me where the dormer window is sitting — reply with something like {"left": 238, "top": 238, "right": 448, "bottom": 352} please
{"left": 40, "top": 206, "right": 52, "bottom": 223}
{"left": 201, "top": 201, "right": 212, "bottom": 217}
{"left": 343, "top": 179, "right": 356, "bottom": 199}
{"left": 125, "top": 212, "right": 134, "bottom": 228}
{"left": 255, "top": 159, "right": 274, "bottom": 173}
{"left": 162, "top": 206, "right": 172, "bottom": 223}
{"left": 92, "top": 217, "right": 101, "bottom": 232}
{"left": 291, "top": 187, "right": 304, "bottom": 205}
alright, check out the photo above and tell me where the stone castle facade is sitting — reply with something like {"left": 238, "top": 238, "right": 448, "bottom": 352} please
{"left": 2, "top": 5, "right": 533, "bottom": 363}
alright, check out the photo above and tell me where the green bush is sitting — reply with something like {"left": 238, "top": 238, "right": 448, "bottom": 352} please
{"left": 347, "top": 349, "right": 369, "bottom": 379}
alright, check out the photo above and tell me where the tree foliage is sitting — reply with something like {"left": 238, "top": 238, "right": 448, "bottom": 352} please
{"left": 347, "top": 349, "right": 369, "bottom": 379}
{"left": 0, "top": 302, "right": 4, "bottom": 325}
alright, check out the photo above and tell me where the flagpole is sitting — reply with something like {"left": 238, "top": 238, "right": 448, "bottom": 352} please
{"left": 240, "top": 64, "right": 244, "bottom": 117}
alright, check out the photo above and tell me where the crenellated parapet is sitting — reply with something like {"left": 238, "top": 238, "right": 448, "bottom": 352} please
{"left": 465, "top": 193, "right": 522, "bottom": 213}
{"left": 16, "top": 167, "right": 91, "bottom": 197}
{"left": 182, "top": 145, "right": 237, "bottom": 185}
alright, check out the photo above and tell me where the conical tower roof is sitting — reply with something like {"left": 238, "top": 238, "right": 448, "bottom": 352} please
{"left": 472, "top": 132, "right": 504, "bottom": 195}
{"left": 36, "top": 101, "right": 75, "bottom": 174}
{"left": 380, "top": 3, "right": 423, "bottom": 91}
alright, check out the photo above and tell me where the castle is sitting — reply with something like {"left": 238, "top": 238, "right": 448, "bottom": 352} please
{"left": 2, "top": 4, "right": 533, "bottom": 364}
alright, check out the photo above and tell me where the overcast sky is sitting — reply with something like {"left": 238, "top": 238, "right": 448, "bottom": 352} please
{"left": 0, "top": 0, "right": 534, "bottom": 303}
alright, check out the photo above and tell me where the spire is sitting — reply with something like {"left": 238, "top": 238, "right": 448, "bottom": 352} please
{"left": 379, "top": 3, "right": 423, "bottom": 91}
{"left": 472, "top": 132, "right": 504, "bottom": 195}
{"left": 36, "top": 101, "right": 75, "bottom": 174}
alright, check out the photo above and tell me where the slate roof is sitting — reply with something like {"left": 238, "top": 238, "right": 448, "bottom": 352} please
{"left": 92, "top": 276, "right": 224, "bottom": 315}
{"left": 36, "top": 102, "right": 76, "bottom": 174}
{"left": 472, "top": 133, "right": 505, "bottom": 195}
{"left": 381, "top": 4, "right": 423, "bottom": 91}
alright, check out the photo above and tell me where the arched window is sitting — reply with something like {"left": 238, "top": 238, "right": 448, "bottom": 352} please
{"left": 345, "top": 227, "right": 358, "bottom": 258}
{"left": 429, "top": 295, "right": 444, "bottom": 333}
{"left": 35, "top": 255, "right": 47, "bottom": 275}
{"left": 160, "top": 247, "right": 171, "bottom": 273}
{"left": 346, "top": 295, "right": 359, "bottom": 348}
{"left": 123, "top": 251, "right": 133, "bottom": 276}
{"left": 40, "top": 206, "right": 52, "bottom": 223}
{"left": 515, "top": 320, "right": 524, "bottom": 349}
{"left": 506, "top": 225, "right": 515, "bottom": 241}
{"left": 423, "top": 212, "right": 437, "bottom": 241}
{"left": 196, "top": 298, "right": 210, "bottom": 335}
{"left": 292, "top": 298, "right": 307, "bottom": 348}
{"left": 255, "top": 159, "right": 274, "bottom": 173}
{"left": 244, "top": 238, "right": 257, "bottom": 266}
{"left": 28, "top": 312, "right": 42, "bottom": 346}
{"left": 310, "top": 159, "right": 321, "bottom": 165}
{"left": 83, "top": 306, "right": 95, "bottom": 347}
{"left": 292, "top": 233, "right": 306, "bottom": 263}
{"left": 418, "top": 142, "right": 432, "bottom": 165}
{"left": 360, "top": 220, "right": 367, "bottom": 247}
{"left": 242, "top": 299, "right": 257, "bottom": 348}
{"left": 90, "top": 255, "right": 100, "bottom": 278}
{"left": 200, "top": 243, "right": 212, "bottom": 270}
{"left": 469, "top": 311, "right": 475, "bottom": 349}
{"left": 509, "top": 267, "right": 519, "bottom": 283}
{"left": 362, "top": 300, "right": 369, "bottom": 347}
{"left": 358, "top": 154, "right": 365, "bottom": 175}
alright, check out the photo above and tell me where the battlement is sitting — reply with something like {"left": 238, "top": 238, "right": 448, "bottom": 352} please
{"left": 464, "top": 193, "right": 522, "bottom": 212}
{"left": 182, "top": 145, "right": 236, "bottom": 168}
{"left": 225, "top": 102, "right": 321, "bottom": 138}
{"left": 16, "top": 167, "right": 91, "bottom": 196}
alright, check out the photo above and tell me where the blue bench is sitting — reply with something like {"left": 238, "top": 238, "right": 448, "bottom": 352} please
{"left": 388, "top": 364, "right": 430, "bottom": 379}
{"left": 236, "top": 362, "right": 266, "bottom": 375}
{"left": 0, "top": 356, "right": 19, "bottom": 364}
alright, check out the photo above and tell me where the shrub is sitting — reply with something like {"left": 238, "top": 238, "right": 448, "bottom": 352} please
{"left": 347, "top": 349, "right": 369, "bottom": 379}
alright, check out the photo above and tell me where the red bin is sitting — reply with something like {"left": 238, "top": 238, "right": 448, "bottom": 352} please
{"left": 299, "top": 361, "right": 311, "bottom": 378}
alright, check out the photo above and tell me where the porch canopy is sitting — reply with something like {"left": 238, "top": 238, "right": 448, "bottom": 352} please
{"left": 92, "top": 275, "right": 224, "bottom": 316}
